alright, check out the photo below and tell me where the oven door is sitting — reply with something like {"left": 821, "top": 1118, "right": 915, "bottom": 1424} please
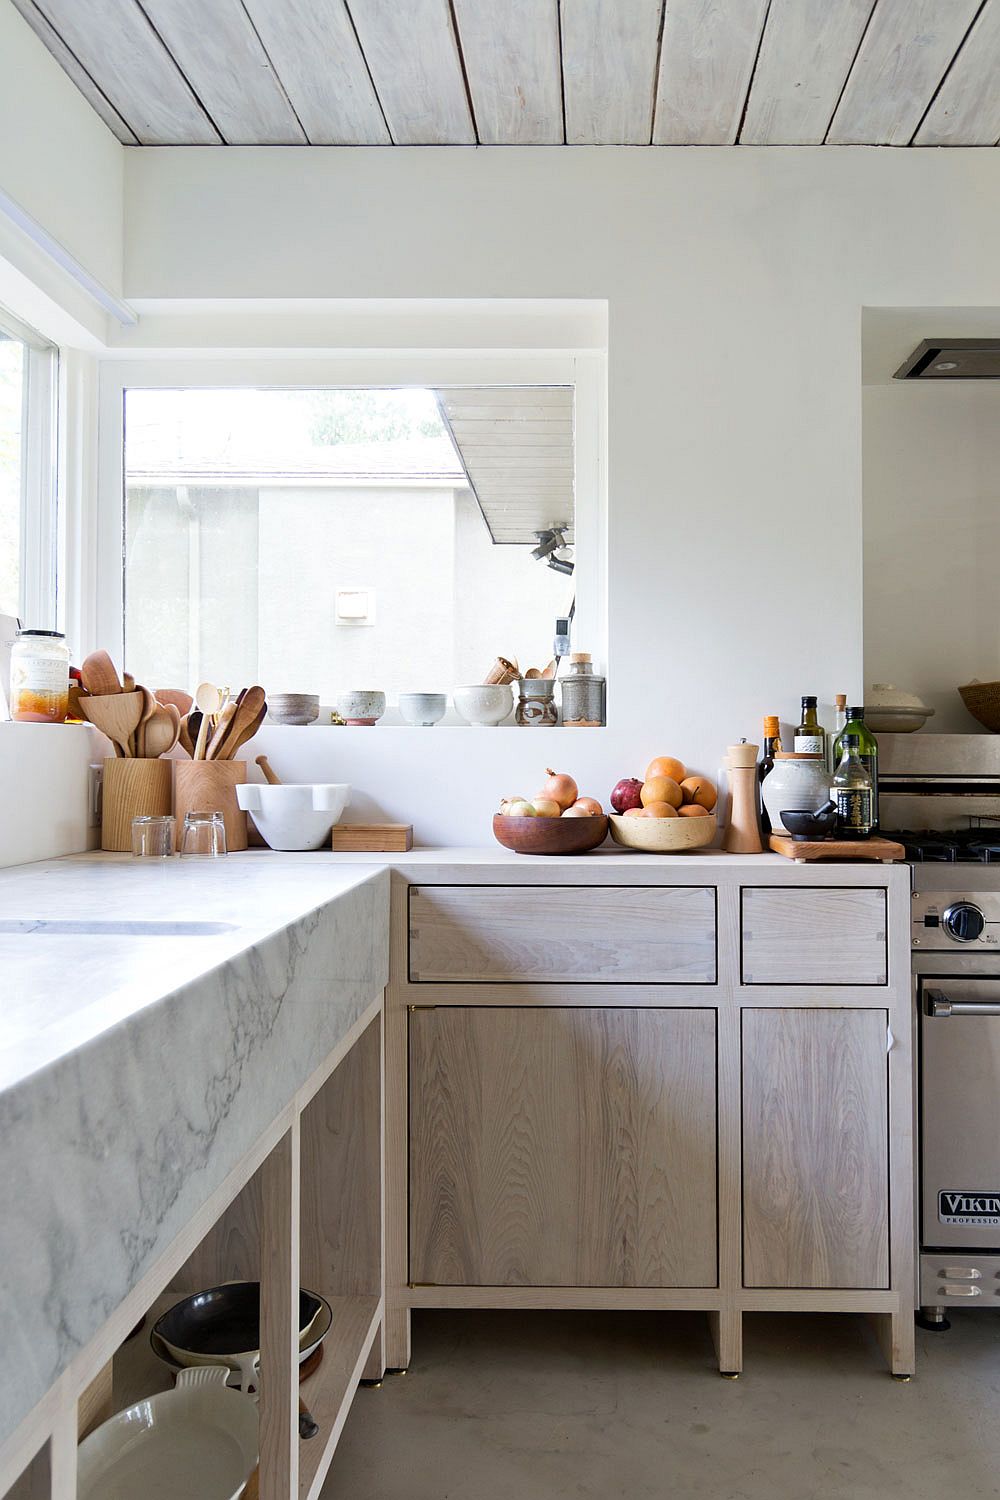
{"left": 920, "top": 977, "right": 1000, "bottom": 1250}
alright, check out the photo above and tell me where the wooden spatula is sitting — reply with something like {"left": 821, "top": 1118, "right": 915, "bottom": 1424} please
{"left": 213, "top": 686, "right": 266, "bottom": 760}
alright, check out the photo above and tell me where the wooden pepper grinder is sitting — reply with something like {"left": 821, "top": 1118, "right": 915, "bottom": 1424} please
{"left": 723, "top": 740, "right": 764, "bottom": 854}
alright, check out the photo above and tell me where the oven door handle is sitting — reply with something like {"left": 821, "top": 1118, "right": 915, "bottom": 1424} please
{"left": 926, "top": 988, "right": 1000, "bottom": 1018}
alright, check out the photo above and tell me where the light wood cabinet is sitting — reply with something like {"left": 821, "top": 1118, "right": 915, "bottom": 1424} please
{"left": 408, "top": 885, "right": 717, "bottom": 983}
{"left": 741, "top": 887, "right": 887, "bottom": 985}
{"left": 741, "top": 1008, "right": 889, "bottom": 1289}
{"left": 409, "top": 1006, "right": 718, "bottom": 1288}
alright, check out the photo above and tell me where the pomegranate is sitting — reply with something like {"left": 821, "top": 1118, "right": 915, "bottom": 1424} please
{"left": 610, "top": 777, "right": 643, "bottom": 813}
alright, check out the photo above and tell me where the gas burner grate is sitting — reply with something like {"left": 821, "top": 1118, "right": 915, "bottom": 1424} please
{"left": 899, "top": 831, "right": 1000, "bottom": 864}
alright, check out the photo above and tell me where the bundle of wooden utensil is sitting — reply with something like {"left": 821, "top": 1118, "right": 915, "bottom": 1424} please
{"left": 178, "top": 681, "right": 267, "bottom": 761}
{"left": 74, "top": 651, "right": 183, "bottom": 758}
{"left": 73, "top": 654, "right": 267, "bottom": 762}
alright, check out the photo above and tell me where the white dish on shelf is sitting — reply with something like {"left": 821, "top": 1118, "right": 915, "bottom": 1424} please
{"left": 77, "top": 1365, "right": 257, "bottom": 1500}
{"left": 452, "top": 683, "right": 512, "bottom": 726}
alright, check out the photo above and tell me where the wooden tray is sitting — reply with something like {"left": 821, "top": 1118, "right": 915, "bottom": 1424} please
{"left": 332, "top": 823, "right": 413, "bottom": 852}
{"left": 769, "top": 833, "right": 904, "bottom": 863}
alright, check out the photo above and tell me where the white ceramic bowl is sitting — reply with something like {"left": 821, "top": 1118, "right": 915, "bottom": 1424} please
{"left": 864, "top": 683, "right": 934, "bottom": 734}
{"left": 267, "top": 693, "right": 319, "bottom": 726}
{"left": 336, "top": 690, "right": 386, "bottom": 725}
{"left": 399, "top": 692, "right": 447, "bottom": 726}
{"left": 77, "top": 1365, "right": 257, "bottom": 1500}
{"left": 453, "top": 684, "right": 513, "bottom": 726}
{"left": 237, "top": 783, "right": 351, "bottom": 850}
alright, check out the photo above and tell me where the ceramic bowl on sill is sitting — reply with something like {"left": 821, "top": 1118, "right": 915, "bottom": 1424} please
{"left": 335, "top": 690, "right": 386, "bottom": 726}
{"left": 453, "top": 684, "right": 513, "bottom": 726}
{"left": 398, "top": 692, "right": 447, "bottom": 726}
{"left": 864, "top": 683, "right": 934, "bottom": 734}
{"left": 267, "top": 693, "right": 319, "bottom": 726}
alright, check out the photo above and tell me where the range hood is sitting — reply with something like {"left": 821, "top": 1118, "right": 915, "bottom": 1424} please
{"left": 894, "top": 339, "right": 1000, "bottom": 380}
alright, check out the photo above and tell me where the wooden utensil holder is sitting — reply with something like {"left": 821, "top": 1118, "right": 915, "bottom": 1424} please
{"left": 101, "top": 757, "right": 173, "bottom": 852}
{"left": 173, "top": 760, "right": 248, "bottom": 851}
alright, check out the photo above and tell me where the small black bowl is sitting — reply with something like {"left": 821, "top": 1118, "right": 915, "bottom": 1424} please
{"left": 779, "top": 802, "right": 837, "bottom": 841}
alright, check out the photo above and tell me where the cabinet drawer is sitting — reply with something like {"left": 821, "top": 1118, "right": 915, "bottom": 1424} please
{"left": 741, "top": 887, "right": 887, "bottom": 986}
{"left": 410, "top": 1006, "right": 718, "bottom": 1287}
{"left": 408, "top": 885, "right": 717, "bottom": 984}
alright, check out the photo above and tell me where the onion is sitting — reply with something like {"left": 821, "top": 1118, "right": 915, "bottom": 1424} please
{"left": 572, "top": 796, "right": 603, "bottom": 816}
{"left": 532, "top": 797, "right": 562, "bottom": 819}
{"left": 503, "top": 799, "right": 536, "bottom": 817}
{"left": 538, "top": 768, "right": 578, "bottom": 810}
{"left": 562, "top": 804, "right": 593, "bottom": 818}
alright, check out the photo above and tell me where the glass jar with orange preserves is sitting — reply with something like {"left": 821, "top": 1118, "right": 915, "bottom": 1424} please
{"left": 10, "top": 629, "right": 70, "bottom": 722}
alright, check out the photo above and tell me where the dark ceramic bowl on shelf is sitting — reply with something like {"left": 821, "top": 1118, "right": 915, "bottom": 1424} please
{"left": 492, "top": 812, "right": 608, "bottom": 855}
{"left": 778, "top": 802, "right": 837, "bottom": 840}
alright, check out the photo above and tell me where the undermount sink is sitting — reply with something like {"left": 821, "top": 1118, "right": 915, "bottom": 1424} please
{"left": 0, "top": 919, "right": 238, "bottom": 936}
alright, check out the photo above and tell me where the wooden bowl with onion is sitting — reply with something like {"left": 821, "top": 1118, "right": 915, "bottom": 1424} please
{"left": 492, "top": 812, "right": 608, "bottom": 855}
{"left": 608, "top": 812, "right": 717, "bottom": 853}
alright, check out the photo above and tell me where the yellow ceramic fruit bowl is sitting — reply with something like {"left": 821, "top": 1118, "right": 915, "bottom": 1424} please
{"left": 608, "top": 813, "right": 717, "bottom": 853}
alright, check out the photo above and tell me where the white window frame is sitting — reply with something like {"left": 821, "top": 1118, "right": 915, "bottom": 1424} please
{"left": 94, "top": 350, "right": 607, "bottom": 681}
{"left": 0, "top": 307, "right": 59, "bottom": 626}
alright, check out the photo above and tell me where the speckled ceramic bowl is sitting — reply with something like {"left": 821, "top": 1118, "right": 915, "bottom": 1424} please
{"left": 335, "top": 690, "right": 386, "bottom": 726}
{"left": 399, "top": 693, "right": 447, "bottom": 726}
{"left": 453, "top": 684, "right": 512, "bottom": 726}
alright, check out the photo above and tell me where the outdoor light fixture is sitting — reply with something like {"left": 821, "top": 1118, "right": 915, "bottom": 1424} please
{"left": 531, "top": 526, "right": 574, "bottom": 574}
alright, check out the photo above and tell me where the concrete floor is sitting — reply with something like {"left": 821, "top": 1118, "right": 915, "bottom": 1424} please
{"left": 324, "top": 1308, "right": 1000, "bottom": 1499}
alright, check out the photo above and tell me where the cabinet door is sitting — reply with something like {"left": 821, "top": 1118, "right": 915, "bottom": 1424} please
{"left": 410, "top": 1007, "right": 717, "bottom": 1288}
{"left": 742, "top": 1009, "right": 889, "bottom": 1289}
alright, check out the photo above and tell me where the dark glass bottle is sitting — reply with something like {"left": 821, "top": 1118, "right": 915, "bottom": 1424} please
{"left": 757, "top": 715, "right": 781, "bottom": 837}
{"left": 833, "top": 733, "right": 874, "bottom": 839}
{"left": 794, "top": 696, "right": 826, "bottom": 759}
{"left": 832, "top": 706, "right": 879, "bottom": 832}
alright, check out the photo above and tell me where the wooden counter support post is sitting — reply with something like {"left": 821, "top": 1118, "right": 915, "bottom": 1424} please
{"left": 259, "top": 1123, "right": 300, "bottom": 1500}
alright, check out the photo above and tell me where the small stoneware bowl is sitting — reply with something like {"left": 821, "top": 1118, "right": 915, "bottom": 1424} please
{"left": 336, "top": 690, "right": 386, "bottom": 726}
{"left": 267, "top": 693, "right": 319, "bottom": 726}
{"left": 399, "top": 692, "right": 447, "bottom": 726}
{"left": 453, "top": 684, "right": 513, "bottom": 726}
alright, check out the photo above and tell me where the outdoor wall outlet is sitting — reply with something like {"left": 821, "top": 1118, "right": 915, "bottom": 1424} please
{"left": 88, "top": 763, "right": 103, "bottom": 829}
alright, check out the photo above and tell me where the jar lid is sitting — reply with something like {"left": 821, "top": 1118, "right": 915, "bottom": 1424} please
{"left": 17, "top": 628, "right": 64, "bottom": 638}
{"left": 774, "top": 751, "right": 823, "bottom": 760}
{"left": 570, "top": 652, "right": 592, "bottom": 664}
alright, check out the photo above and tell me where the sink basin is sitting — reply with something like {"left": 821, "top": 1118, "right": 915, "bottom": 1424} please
{"left": 0, "top": 919, "right": 238, "bottom": 936}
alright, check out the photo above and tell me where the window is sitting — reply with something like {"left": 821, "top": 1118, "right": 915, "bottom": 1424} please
{"left": 122, "top": 384, "right": 585, "bottom": 703}
{"left": 0, "top": 309, "right": 58, "bottom": 625}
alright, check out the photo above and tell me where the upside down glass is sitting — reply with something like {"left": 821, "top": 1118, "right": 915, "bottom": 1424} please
{"left": 180, "top": 810, "right": 227, "bottom": 857}
{"left": 131, "top": 814, "right": 176, "bottom": 858}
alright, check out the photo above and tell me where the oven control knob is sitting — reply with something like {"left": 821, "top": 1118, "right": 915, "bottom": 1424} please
{"left": 942, "top": 902, "right": 986, "bottom": 942}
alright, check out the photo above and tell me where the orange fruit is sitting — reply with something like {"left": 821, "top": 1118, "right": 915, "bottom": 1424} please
{"left": 642, "top": 801, "right": 678, "bottom": 818}
{"left": 678, "top": 803, "right": 710, "bottom": 817}
{"left": 680, "top": 776, "right": 717, "bottom": 811}
{"left": 646, "top": 756, "right": 686, "bottom": 784}
{"left": 641, "top": 775, "right": 683, "bottom": 809}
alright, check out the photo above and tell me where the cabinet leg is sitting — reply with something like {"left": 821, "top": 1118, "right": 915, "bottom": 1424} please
{"left": 868, "top": 1310, "right": 915, "bottom": 1377}
{"left": 362, "top": 1318, "right": 387, "bottom": 1383}
{"left": 384, "top": 1305, "right": 411, "bottom": 1371}
{"left": 707, "top": 1308, "right": 742, "bottom": 1377}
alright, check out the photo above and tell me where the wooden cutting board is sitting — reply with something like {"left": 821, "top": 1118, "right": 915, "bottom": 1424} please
{"left": 769, "top": 833, "right": 904, "bottom": 863}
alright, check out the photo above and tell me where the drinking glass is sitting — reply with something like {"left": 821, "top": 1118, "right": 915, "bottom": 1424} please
{"left": 180, "top": 810, "right": 227, "bottom": 858}
{"left": 131, "top": 814, "right": 176, "bottom": 858}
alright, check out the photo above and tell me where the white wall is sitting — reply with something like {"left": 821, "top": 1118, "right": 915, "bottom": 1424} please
{"left": 111, "top": 147, "right": 1000, "bottom": 842}
{"left": 864, "top": 383, "right": 1000, "bottom": 732}
{"left": 0, "top": 724, "right": 100, "bottom": 868}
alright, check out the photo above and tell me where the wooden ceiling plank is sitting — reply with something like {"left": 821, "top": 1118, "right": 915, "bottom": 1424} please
{"left": 346, "top": 0, "right": 476, "bottom": 144}
{"left": 561, "top": 0, "right": 665, "bottom": 143}
{"left": 828, "top": 0, "right": 984, "bottom": 144}
{"left": 21, "top": 0, "right": 219, "bottom": 143}
{"left": 915, "top": 0, "right": 1000, "bottom": 144}
{"left": 8, "top": 0, "right": 140, "bottom": 142}
{"left": 452, "top": 0, "right": 563, "bottom": 143}
{"left": 740, "top": 0, "right": 876, "bottom": 144}
{"left": 139, "top": 0, "right": 306, "bottom": 143}
{"left": 241, "top": 0, "right": 390, "bottom": 143}
{"left": 441, "top": 387, "right": 573, "bottom": 405}
{"left": 653, "top": 0, "right": 770, "bottom": 144}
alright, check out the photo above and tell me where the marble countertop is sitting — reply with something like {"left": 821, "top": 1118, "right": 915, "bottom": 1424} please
{"left": 0, "top": 852, "right": 389, "bottom": 1451}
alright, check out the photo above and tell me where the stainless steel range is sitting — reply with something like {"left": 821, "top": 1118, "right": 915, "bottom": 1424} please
{"left": 880, "top": 733, "right": 1000, "bottom": 1328}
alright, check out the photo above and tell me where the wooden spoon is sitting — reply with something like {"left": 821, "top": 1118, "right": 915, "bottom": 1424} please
{"left": 205, "top": 700, "right": 238, "bottom": 761}
{"left": 79, "top": 690, "right": 144, "bottom": 757}
{"left": 256, "top": 755, "right": 281, "bottom": 785}
{"left": 155, "top": 688, "right": 194, "bottom": 717}
{"left": 143, "top": 702, "right": 180, "bottom": 758}
{"left": 212, "top": 686, "right": 266, "bottom": 761}
{"left": 81, "top": 650, "right": 122, "bottom": 696}
{"left": 180, "top": 709, "right": 201, "bottom": 758}
{"left": 193, "top": 682, "right": 223, "bottom": 760}
{"left": 134, "top": 686, "right": 157, "bottom": 758}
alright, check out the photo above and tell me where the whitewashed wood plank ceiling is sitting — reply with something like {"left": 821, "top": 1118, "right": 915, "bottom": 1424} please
{"left": 9, "top": 0, "right": 1000, "bottom": 146}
